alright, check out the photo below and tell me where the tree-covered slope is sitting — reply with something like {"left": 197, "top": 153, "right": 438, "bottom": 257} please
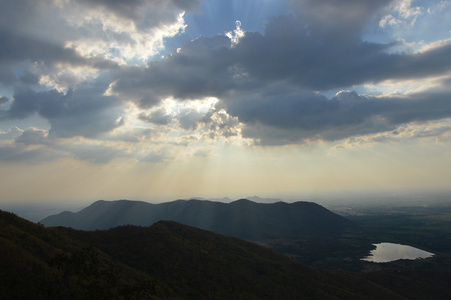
{"left": 66, "top": 221, "right": 405, "bottom": 300}
{"left": 0, "top": 210, "right": 168, "bottom": 299}
{"left": 1, "top": 209, "right": 403, "bottom": 299}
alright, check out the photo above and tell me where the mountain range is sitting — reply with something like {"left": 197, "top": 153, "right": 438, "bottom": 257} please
{"left": 40, "top": 199, "right": 353, "bottom": 240}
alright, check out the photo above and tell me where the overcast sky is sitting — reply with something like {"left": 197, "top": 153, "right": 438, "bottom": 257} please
{"left": 1, "top": 0, "right": 451, "bottom": 205}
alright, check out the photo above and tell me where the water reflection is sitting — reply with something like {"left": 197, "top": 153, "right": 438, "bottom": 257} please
{"left": 362, "top": 242, "right": 434, "bottom": 263}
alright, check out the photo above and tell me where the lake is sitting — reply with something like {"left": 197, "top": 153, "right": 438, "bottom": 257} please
{"left": 362, "top": 242, "right": 434, "bottom": 263}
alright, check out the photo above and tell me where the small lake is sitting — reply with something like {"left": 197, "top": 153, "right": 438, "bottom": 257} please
{"left": 362, "top": 242, "right": 434, "bottom": 263}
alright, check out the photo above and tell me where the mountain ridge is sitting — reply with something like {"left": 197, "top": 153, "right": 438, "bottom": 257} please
{"left": 40, "top": 199, "right": 353, "bottom": 240}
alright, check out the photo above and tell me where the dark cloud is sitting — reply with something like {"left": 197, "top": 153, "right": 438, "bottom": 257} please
{"left": 0, "top": 0, "right": 90, "bottom": 86}
{"left": 3, "top": 88, "right": 40, "bottom": 119}
{"left": 0, "top": 28, "right": 117, "bottom": 87}
{"left": 0, "top": 126, "right": 127, "bottom": 164}
{"left": 139, "top": 108, "right": 173, "bottom": 125}
{"left": 1, "top": 0, "right": 450, "bottom": 152}
{"left": 98, "top": 0, "right": 200, "bottom": 12}
{"left": 233, "top": 16, "right": 451, "bottom": 90}
{"left": 1, "top": 78, "right": 123, "bottom": 138}
{"left": 0, "top": 30, "right": 85, "bottom": 67}
{"left": 79, "top": 0, "right": 200, "bottom": 27}
{"left": 0, "top": 127, "right": 64, "bottom": 162}
{"left": 107, "top": 5, "right": 451, "bottom": 145}
{"left": 0, "top": 143, "right": 61, "bottom": 163}
{"left": 0, "top": 96, "right": 8, "bottom": 105}
{"left": 112, "top": 12, "right": 451, "bottom": 107}
{"left": 0, "top": 134, "right": 123, "bottom": 165}
{"left": 221, "top": 89, "right": 391, "bottom": 144}
{"left": 178, "top": 109, "right": 205, "bottom": 130}
{"left": 382, "top": 92, "right": 451, "bottom": 125}
{"left": 112, "top": 35, "right": 234, "bottom": 107}
{"left": 0, "top": 126, "right": 22, "bottom": 140}
{"left": 15, "top": 128, "right": 48, "bottom": 145}
{"left": 0, "top": 0, "right": 185, "bottom": 88}
{"left": 223, "top": 89, "right": 451, "bottom": 145}
{"left": 18, "top": 70, "right": 40, "bottom": 85}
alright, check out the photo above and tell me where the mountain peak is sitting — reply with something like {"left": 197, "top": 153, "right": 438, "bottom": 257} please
{"left": 230, "top": 198, "right": 255, "bottom": 205}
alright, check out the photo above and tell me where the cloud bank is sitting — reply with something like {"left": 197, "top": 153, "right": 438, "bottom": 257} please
{"left": 0, "top": 0, "right": 451, "bottom": 163}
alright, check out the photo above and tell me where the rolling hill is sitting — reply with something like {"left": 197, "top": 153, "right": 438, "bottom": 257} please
{"left": 40, "top": 199, "right": 353, "bottom": 240}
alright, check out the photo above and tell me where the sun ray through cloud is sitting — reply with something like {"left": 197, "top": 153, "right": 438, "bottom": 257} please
{"left": 1, "top": 0, "right": 451, "bottom": 204}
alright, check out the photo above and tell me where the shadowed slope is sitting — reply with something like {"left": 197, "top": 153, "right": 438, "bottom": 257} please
{"left": 0, "top": 210, "right": 167, "bottom": 299}
{"left": 1, "top": 209, "right": 404, "bottom": 299}
{"left": 40, "top": 199, "right": 353, "bottom": 239}
{"left": 53, "top": 221, "right": 406, "bottom": 300}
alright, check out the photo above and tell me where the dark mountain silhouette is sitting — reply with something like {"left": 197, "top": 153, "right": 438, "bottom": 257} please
{"left": 1, "top": 209, "right": 405, "bottom": 299}
{"left": 0, "top": 209, "right": 156, "bottom": 299}
{"left": 40, "top": 199, "right": 353, "bottom": 240}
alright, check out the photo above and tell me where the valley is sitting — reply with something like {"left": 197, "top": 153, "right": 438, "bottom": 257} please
{"left": 2, "top": 198, "right": 451, "bottom": 299}
{"left": 263, "top": 205, "right": 451, "bottom": 272}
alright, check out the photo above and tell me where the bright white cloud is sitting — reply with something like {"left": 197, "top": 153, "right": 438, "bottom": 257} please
{"left": 63, "top": 7, "right": 188, "bottom": 63}
{"left": 226, "top": 20, "right": 246, "bottom": 45}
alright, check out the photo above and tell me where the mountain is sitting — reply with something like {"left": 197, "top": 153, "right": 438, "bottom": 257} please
{"left": 1, "top": 209, "right": 404, "bottom": 299}
{"left": 0, "top": 209, "right": 157, "bottom": 299}
{"left": 246, "top": 195, "right": 282, "bottom": 203}
{"left": 40, "top": 199, "right": 353, "bottom": 240}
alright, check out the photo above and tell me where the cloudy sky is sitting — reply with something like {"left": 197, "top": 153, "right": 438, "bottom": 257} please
{"left": 1, "top": 0, "right": 451, "bottom": 205}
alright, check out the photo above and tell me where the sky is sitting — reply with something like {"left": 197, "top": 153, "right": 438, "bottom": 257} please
{"left": 1, "top": 0, "right": 451, "bottom": 206}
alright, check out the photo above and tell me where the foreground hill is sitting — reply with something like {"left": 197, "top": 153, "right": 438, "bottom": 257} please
{"left": 40, "top": 199, "right": 352, "bottom": 239}
{"left": 1, "top": 209, "right": 403, "bottom": 299}
{"left": 0, "top": 210, "right": 155, "bottom": 299}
